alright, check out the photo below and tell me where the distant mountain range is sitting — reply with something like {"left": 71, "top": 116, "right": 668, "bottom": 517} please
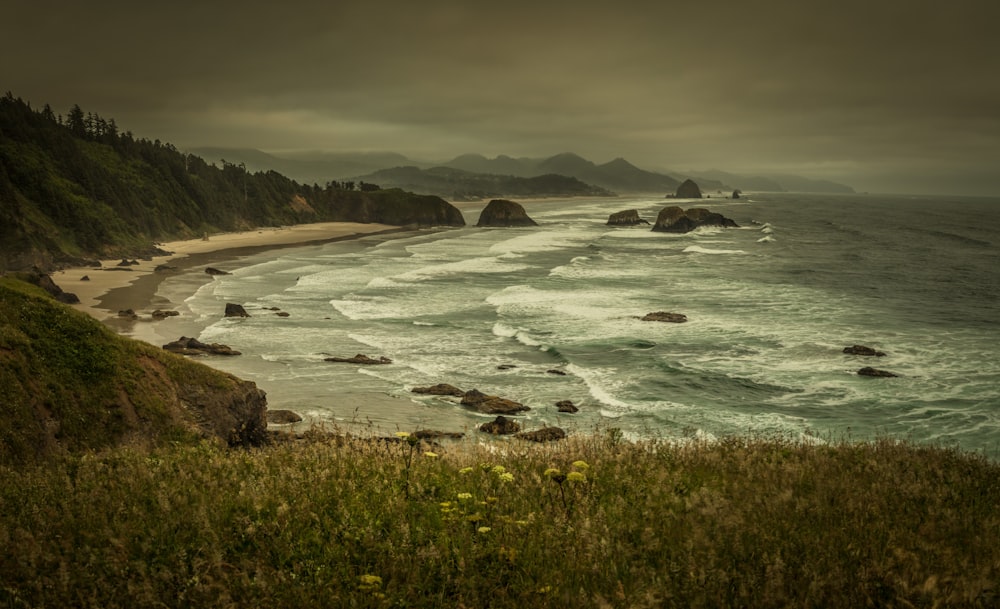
{"left": 190, "top": 148, "right": 856, "bottom": 198}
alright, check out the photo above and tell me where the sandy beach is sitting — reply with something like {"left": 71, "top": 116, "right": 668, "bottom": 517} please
{"left": 56, "top": 222, "right": 403, "bottom": 322}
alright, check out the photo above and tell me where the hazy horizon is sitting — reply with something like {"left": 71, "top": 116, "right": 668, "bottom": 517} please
{"left": 3, "top": 0, "right": 998, "bottom": 197}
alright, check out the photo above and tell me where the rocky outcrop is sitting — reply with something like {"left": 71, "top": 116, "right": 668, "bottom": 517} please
{"left": 732, "top": 190, "right": 742, "bottom": 199}
{"left": 163, "top": 336, "right": 242, "bottom": 356}
{"left": 12, "top": 272, "right": 80, "bottom": 304}
{"left": 844, "top": 345, "right": 887, "bottom": 357}
{"left": 177, "top": 378, "right": 268, "bottom": 446}
{"left": 267, "top": 409, "right": 303, "bottom": 424}
{"left": 674, "top": 179, "right": 703, "bottom": 199}
{"left": 641, "top": 311, "right": 688, "bottom": 323}
{"left": 858, "top": 367, "right": 898, "bottom": 378}
{"left": 152, "top": 309, "right": 180, "bottom": 320}
{"left": 118, "top": 309, "right": 139, "bottom": 320}
{"left": 607, "top": 209, "right": 649, "bottom": 226}
{"left": 476, "top": 199, "right": 538, "bottom": 227}
{"left": 460, "top": 389, "right": 530, "bottom": 415}
{"left": 516, "top": 427, "right": 567, "bottom": 442}
{"left": 324, "top": 354, "right": 393, "bottom": 365}
{"left": 479, "top": 416, "right": 522, "bottom": 435}
{"left": 547, "top": 369, "right": 567, "bottom": 376}
{"left": 556, "top": 400, "right": 579, "bottom": 413}
{"left": 205, "top": 267, "right": 231, "bottom": 276}
{"left": 411, "top": 383, "right": 465, "bottom": 396}
{"left": 651, "top": 206, "right": 739, "bottom": 233}
{"left": 224, "top": 303, "right": 250, "bottom": 317}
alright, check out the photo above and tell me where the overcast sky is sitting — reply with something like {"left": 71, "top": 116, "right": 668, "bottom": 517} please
{"left": 3, "top": 0, "right": 998, "bottom": 195}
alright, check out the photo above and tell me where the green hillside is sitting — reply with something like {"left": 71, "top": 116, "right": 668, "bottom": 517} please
{"left": 0, "top": 93, "right": 464, "bottom": 271}
{"left": 0, "top": 275, "right": 268, "bottom": 465}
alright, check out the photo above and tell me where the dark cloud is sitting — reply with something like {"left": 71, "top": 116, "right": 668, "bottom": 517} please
{"left": 3, "top": 0, "right": 998, "bottom": 194}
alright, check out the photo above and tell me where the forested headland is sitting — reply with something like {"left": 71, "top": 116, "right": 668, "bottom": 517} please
{"left": 0, "top": 93, "right": 464, "bottom": 272}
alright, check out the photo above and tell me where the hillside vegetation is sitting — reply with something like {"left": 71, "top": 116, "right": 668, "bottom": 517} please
{"left": 0, "top": 93, "right": 463, "bottom": 271}
{"left": 0, "top": 432, "right": 997, "bottom": 607}
{"left": 0, "top": 275, "right": 268, "bottom": 465}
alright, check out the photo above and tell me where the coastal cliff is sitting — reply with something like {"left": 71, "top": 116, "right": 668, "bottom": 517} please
{"left": 0, "top": 275, "right": 269, "bottom": 464}
{"left": 0, "top": 94, "right": 464, "bottom": 272}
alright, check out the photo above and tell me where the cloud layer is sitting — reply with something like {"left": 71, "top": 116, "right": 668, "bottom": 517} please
{"left": 3, "top": 0, "right": 998, "bottom": 194}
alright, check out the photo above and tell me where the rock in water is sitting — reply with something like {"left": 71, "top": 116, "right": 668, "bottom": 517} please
{"left": 411, "top": 383, "right": 465, "bottom": 396}
{"left": 324, "top": 354, "right": 393, "bottom": 365}
{"left": 556, "top": 400, "right": 579, "bottom": 413}
{"left": 479, "top": 416, "right": 522, "bottom": 435}
{"left": 224, "top": 303, "right": 250, "bottom": 317}
{"left": 858, "top": 367, "right": 898, "bottom": 378}
{"left": 651, "top": 206, "right": 738, "bottom": 233}
{"left": 162, "top": 336, "right": 242, "bottom": 356}
{"left": 674, "top": 179, "right": 703, "bottom": 199}
{"left": 476, "top": 199, "right": 538, "bottom": 227}
{"left": 606, "top": 209, "right": 649, "bottom": 226}
{"left": 267, "top": 409, "right": 303, "bottom": 424}
{"left": 205, "top": 267, "right": 231, "bottom": 275}
{"left": 641, "top": 311, "right": 688, "bottom": 323}
{"left": 844, "top": 345, "right": 887, "bottom": 357}
{"left": 460, "top": 389, "right": 530, "bottom": 415}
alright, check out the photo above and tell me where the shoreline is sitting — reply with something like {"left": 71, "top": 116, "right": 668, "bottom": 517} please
{"left": 56, "top": 222, "right": 412, "bottom": 323}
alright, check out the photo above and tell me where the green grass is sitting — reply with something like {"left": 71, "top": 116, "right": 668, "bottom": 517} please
{"left": 1, "top": 432, "right": 997, "bottom": 608}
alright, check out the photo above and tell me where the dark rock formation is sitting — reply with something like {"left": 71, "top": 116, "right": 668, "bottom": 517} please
{"left": 732, "top": 190, "right": 742, "bottom": 199}
{"left": 224, "top": 303, "right": 250, "bottom": 318}
{"left": 497, "top": 364, "right": 518, "bottom": 370}
{"left": 117, "top": 309, "right": 139, "bottom": 320}
{"left": 177, "top": 379, "right": 268, "bottom": 447}
{"left": 276, "top": 311, "right": 290, "bottom": 317}
{"left": 151, "top": 309, "right": 180, "bottom": 320}
{"left": 858, "top": 367, "right": 899, "bottom": 378}
{"left": 844, "top": 345, "right": 887, "bottom": 357}
{"left": 267, "top": 409, "right": 303, "bottom": 424}
{"left": 80, "top": 275, "right": 90, "bottom": 281}
{"left": 460, "top": 389, "right": 530, "bottom": 415}
{"left": 674, "top": 179, "right": 703, "bottom": 199}
{"left": 606, "top": 209, "right": 649, "bottom": 226}
{"left": 547, "top": 369, "right": 567, "bottom": 376}
{"left": 516, "top": 427, "right": 567, "bottom": 442}
{"left": 117, "top": 258, "right": 139, "bottom": 266}
{"left": 476, "top": 199, "right": 538, "bottom": 227}
{"left": 163, "top": 336, "right": 242, "bottom": 356}
{"left": 155, "top": 264, "right": 178, "bottom": 272}
{"left": 14, "top": 272, "right": 80, "bottom": 304}
{"left": 205, "top": 267, "right": 231, "bottom": 276}
{"left": 479, "top": 416, "right": 522, "bottom": 435}
{"left": 324, "top": 354, "right": 393, "bottom": 365}
{"left": 651, "top": 206, "right": 739, "bottom": 233}
{"left": 641, "top": 311, "right": 688, "bottom": 323}
{"left": 556, "top": 400, "right": 579, "bottom": 413}
{"left": 411, "top": 383, "right": 465, "bottom": 397}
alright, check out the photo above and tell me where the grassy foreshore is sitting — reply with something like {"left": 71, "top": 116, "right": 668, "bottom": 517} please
{"left": 2, "top": 431, "right": 998, "bottom": 608}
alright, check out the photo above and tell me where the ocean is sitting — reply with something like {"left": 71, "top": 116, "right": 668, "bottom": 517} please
{"left": 130, "top": 193, "right": 1000, "bottom": 453}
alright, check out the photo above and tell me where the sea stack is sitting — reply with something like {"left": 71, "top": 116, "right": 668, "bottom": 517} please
{"left": 476, "top": 199, "right": 538, "bottom": 227}
{"left": 674, "top": 179, "right": 703, "bottom": 199}
{"left": 651, "top": 207, "right": 739, "bottom": 233}
{"left": 606, "top": 209, "right": 649, "bottom": 226}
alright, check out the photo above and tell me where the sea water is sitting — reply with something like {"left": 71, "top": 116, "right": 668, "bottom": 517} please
{"left": 132, "top": 193, "right": 1000, "bottom": 453}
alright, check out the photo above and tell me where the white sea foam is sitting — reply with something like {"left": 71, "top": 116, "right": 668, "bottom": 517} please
{"left": 683, "top": 245, "right": 747, "bottom": 255}
{"left": 757, "top": 236, "right": 776, "bottom": 243}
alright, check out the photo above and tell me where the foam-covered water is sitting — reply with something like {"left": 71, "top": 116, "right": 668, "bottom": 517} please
{"left": 135, "top": 194, "right": 1000, "bottom": 452}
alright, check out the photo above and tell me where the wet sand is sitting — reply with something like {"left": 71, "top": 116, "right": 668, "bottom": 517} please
{"left": 56, "top": 222, "right": 404, "bottom": 322}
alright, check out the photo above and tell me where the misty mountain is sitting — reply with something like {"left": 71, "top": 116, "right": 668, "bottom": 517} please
{"left": 353, "top": 166, "right": 613, "bottom": 200}
{"left": 441, "top": 152, "right": 681, "bottom": 194}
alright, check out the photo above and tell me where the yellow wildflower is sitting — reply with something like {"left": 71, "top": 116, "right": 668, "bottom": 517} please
{"left": 543, "top": 468, "right": 562, "bottom": 478}
{"left": 572, "top": 460, "right": 590, "bottom": 470}
{"left": 459, "top": 466, "right": 474, "bottom": 475}
{"left": 491, "top": 465, "right": 507, "bottom": 474}
{"left": 423, "top": 451, "right": 439, "bottom": 459}
{"left": 457, "top": 492, "right": 473, "bottom": 501}
{"left": 567, "top": 471, "right": 587, "bottom": 483}
{"left": 499, "top": 472, "right": 514, "bottom": 483}
{"left": 477, "top": 526, "right": 492, "bottom": 534}
{"left": 394, "top": 431, "right": 410, "bottom": 438}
